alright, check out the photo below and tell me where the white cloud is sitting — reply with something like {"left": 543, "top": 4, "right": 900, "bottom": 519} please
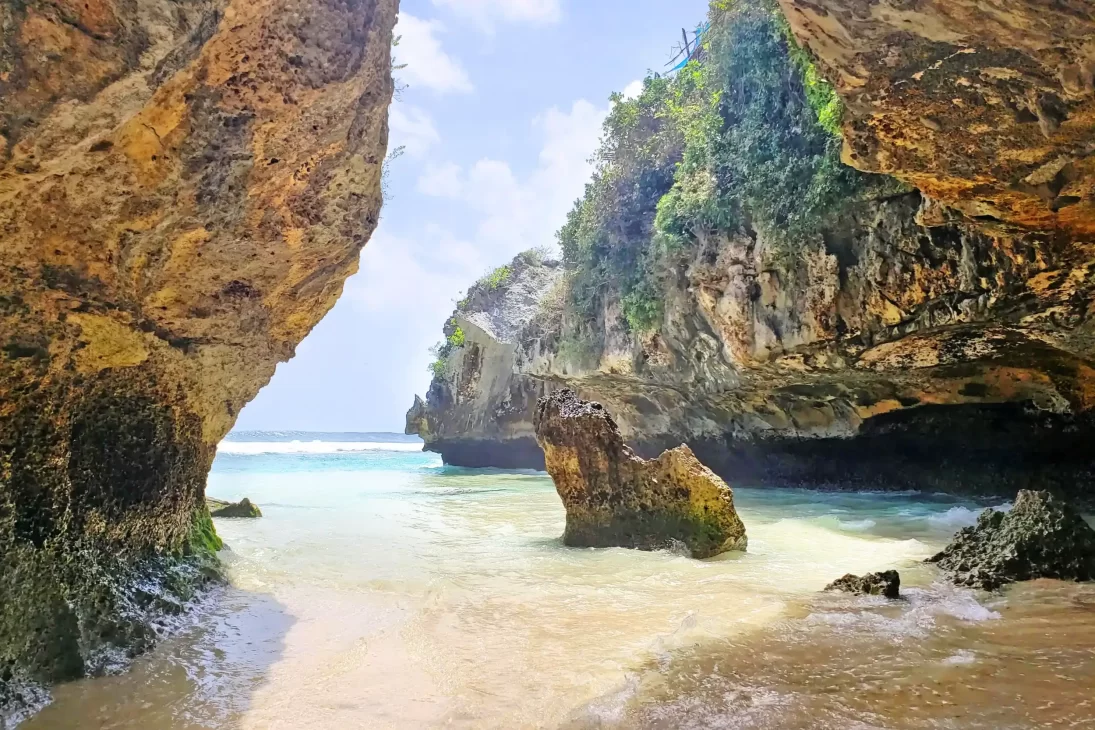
{"left": 415, "top": 99, "right": 607, "bottom": 257}
{"left": 622, "top": 79, "right": 644, "bottom": 101}
{"left": 346, "top": 99, "right": 606, "bottom": 403}
{"left": 388, "top": 104, "right": 440, "bottom": 158}
{"left": 349, "top": 230, "right": 475, "bottom": 315}
{"left": 431, "top": 0, "right": 561, "bottom": 29}
{"left": 416, "top": 162, "right": 464, "bottom": 197}
{"left": 394, "top": 13, "right": 473, "bottom": 94}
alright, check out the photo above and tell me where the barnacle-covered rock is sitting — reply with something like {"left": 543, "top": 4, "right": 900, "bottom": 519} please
{"left": 534, "top": 389, "right": 747, "bottom": 559}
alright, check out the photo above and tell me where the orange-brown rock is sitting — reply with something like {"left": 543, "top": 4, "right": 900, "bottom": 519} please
{"left": 775, "top": 0, "right": 1095, "bottom": 236}
{"left": 534, "top": 389, "right": 748, "bottom": 559}
{"left": 0, "top": 0, "right": 396, "bottom": 718}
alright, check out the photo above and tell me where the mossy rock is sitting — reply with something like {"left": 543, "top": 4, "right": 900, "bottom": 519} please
{"left": 534, "top": 389, "right": 747, "bottom": 559}
{"left": 207, "top": 497, "right": 262, "bottom": 519}
{"left": 0, "top": 373, "right": 225, "bottom": 725}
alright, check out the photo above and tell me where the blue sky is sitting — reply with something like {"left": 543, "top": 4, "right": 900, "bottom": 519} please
{"left": 235, "top": 0, "right": 711, "bottom": 433}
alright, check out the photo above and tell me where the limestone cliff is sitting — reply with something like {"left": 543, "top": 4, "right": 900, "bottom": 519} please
{"left": 0, "top": 0, "right": 396, "bottom": 718}
{"left": 775, "top": 0, "right": 1095, "bottom": 236}
{"left": 407, "top": 251, "right": 563, "bottom": 468}
{"left": 408, "top": 0, "right": 1095, "bottom": 502}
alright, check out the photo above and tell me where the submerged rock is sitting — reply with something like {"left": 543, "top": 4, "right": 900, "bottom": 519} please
{"left": 825, "top": 571, "right": 901, "bottom": 599}
{"left": 534, "top": 389, "right": 747, "bottom": 559}
{"left": 928, "top": 491, "right": 1095, "bottom": 591}
{"left": 208, "top": 498, "right": 263, "bottom": 519}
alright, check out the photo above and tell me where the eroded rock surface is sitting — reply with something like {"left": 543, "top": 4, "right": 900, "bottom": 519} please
{"left": 407, "top": 252, "right": 564, "bottom": 469}
{"left": 825, "top": 570, "right": 901, "bottom": 599}
{"left": 776, "top": 0, "right": 1095, "bottom": 236}
{"left": 928, "top": 490, "right": 1095, "bottom": 590}
{"left": 413, "top": 188, "right": 1095, "bottom": 498}
{"left": 0, "top": 0, "right": 396, "bottom": 717}
{"left": 534, "top": 389, "right": 747, "bottom": 559}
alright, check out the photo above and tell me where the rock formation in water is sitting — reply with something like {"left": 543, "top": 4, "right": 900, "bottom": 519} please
{"left": 534, "top": 389, "right": 748, "bottom": 559}
{"left": 928, "top": 491, "right": 1095, "bottom": 590}
{"left": 406, "top": 250, "right": 564, "bottom": 469}
{"left": 825, "top": 570, "right": 901, "bottom": 599}
{"left": 0, "top": 0, "right": 397, "bottom": 718}
{"left": 409, "top": 0, "right": 1095, "bottom": 501}
{"left": 208, "top": 497, "right": 262, "bottom": 519}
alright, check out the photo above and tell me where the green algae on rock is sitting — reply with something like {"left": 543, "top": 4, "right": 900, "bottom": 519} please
{"left": 534, "top": 389, "right": 747, "bottom": 559}
{"left": 1, "top": 505, "right": 224, "bottom": 725}
{"left": 207, "top": 497, "right": 262, "bottom": 519}
{"left": 928, "top": 491, "right": 1095, "bottom": 591}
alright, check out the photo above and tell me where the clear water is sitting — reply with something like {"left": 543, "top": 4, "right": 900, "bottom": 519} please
{"left": 22, "top": 435, "right": 1095, "bottom": 729}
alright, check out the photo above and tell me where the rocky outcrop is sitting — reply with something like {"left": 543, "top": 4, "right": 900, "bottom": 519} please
{"left": 928, "top": 490, "right": 1095, "bottom": 590}
{"left": 0, "top": 0, "right": 396, "bottom": 719}
{"left": 406, "top": 251, "right": 564, "bottom": 469}
{"left": 207, "top": 497, "right": 262, "bottom": 519}
{"left": 825, "top": 571, "right": 901, "bottom": 599}
{"left": 408, "top": 1, "right": 1095, "bottom": 503}
{"left": 533, "top": 389, "right": 747, "bottom": 559}
{"left": 776, "top": 0, "right": 1095, "bottom": 237}
{"left": 412, "top": 188, "right": 1095, "bottom": 499}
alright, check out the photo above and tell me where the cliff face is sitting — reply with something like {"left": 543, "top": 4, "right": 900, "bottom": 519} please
{"left": 408, "top": 0, "right": 1095, "bottom": 501}
{"left": 414, "top": 191, "right": 1095, "bottom": 495}
{"left": 775, "top": 0, "right": 1095, "bottom": 235}
{"left": 407, "top": 253, "right": 563, "bottom": 469}
{"left": 1, "top": 0, "right": 396, "bottom": 717}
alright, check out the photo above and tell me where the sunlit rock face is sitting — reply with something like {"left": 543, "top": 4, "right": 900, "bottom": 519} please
{"left": 0, "top": 0, "right": 397, "bottom": 716}
{"left": 775, "top": 0, "right": 1095, "bottom": 236}
{"left": 406, "top": 253, "right": 565, "bottom": 469}
{"left": 412, "top": 190, "right": 1095, "bottom": 499}
{"left": 534, "top": 389, "right": 748, "bottom": 559}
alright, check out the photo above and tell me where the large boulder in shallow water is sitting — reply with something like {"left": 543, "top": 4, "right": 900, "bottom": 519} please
{"left": 534, "top": 389, "right": 747, "bottom": 559}
{"left": 928, "top": 491, "right": 1095, "bottom": 591}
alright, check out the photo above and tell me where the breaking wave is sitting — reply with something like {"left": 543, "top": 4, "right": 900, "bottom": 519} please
{"left": 217, "top": 440, "right": 424, "bottom": 455}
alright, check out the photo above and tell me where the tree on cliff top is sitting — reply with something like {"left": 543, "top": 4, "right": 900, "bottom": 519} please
{"left": 558, "top": 0, "right": 899, "bottom": 345}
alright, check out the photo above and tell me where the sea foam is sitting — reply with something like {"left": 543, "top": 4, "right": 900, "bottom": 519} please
{"left": 925, "top": 503, "right": 1013, "bottom": 530}
{"left": 217, "top": 440, "right": 424, "bottom": 455}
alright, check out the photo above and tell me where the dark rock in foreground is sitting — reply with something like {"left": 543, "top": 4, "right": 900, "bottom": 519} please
{"left": 825, "top": 570, "right": 901, "bottom": 599}
{"left": 208, "top": 498, "right": 263, "bottom": 519}
{"left": 928, "top": 491, "right": 1095, "bottom": 591}
{"left": 534, "top": 389, "right": 747, "bottom": 559}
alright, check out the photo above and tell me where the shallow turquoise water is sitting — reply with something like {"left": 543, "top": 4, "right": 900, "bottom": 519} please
{"left": 22, "top": 436, "right": 1095, "bottom": 730}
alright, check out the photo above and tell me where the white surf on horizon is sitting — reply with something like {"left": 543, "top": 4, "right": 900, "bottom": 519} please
{"left": 217, "top": 440, "right": 424, "bottom": 455}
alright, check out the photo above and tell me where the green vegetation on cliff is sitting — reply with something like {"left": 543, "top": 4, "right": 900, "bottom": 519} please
{"left": 559, "top": 0, "right": 902, "bottom": 342}
{"left": 429, "top": 249, "right": 552, "bottom": 377}
{"left": 429, "top": 321, "right": 466, "bottom": 378}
